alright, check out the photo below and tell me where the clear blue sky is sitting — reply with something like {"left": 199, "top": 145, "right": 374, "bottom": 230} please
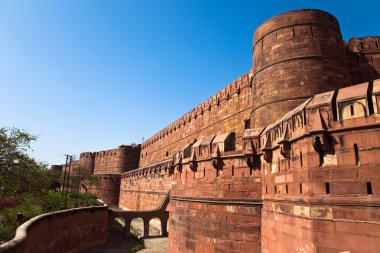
{"left": 1, "top": 0, "right": 379, "bottom": 165}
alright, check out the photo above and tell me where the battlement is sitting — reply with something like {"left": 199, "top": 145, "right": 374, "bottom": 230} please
{"left": 348, "top": 36, "right": 380, "bottom": 53}
{"left": 142, "top": 70, "right": 253, "bottom": 150}
{"left": 53, "top": 9, "right": 380, "bottom": 253}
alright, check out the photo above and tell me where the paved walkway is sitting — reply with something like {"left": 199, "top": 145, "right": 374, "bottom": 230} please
{"left": 83, "top": 219, "right": 167, "bottom": 253}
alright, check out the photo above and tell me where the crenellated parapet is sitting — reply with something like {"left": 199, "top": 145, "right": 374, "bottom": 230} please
{"left": 149, "top": 71, "right": 252, "bottom": 138}
{"left": 251, "top": 9, "right": 352, "bottom": 128}
{"left": 93, "top": 144, "right": 140, "bottom": 174}
{"left": 49, "top": 9, "right": 380, "bottom": 253}
{"left": 140, "top": 70, "right": 253, "bottom": 166}
{"left": 122, "top": 159, "right": 173, "bottom": 179}
{"left": 347, "top": 36, "right": 380, "bottom": 84}
{"left": 259, "top": 79, "right": 380, "bottom": 252}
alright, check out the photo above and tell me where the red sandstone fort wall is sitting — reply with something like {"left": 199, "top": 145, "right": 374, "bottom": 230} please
{"left": 139, "top": 70, "right": 253, "bottom": 167}
{"left": 251, "top": 9, "right": 352, "bottom": 128}
{"left": 168, "top": 157, "right": 262, "bottom": 253}
{"left": 93, "top": 145, "right": 140, "bottom": 174}
{"left": 50, "top": 8, "right": 380, "bottom": 253}
{"left": 348, "top": 37, "right": 380, "bottom": 85}
{"left": 88, "top": 174, "right": 121, "bottom": 206}
{"left": 119, "top": 167, "right": 173, "bottom": 210}
{"left": 258, "top": 81, "right": 380, "bottom": 253}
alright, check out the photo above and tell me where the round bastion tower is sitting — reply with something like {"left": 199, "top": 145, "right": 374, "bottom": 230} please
{"left": 251, "top": 9, "right": 352, "bottom": 128}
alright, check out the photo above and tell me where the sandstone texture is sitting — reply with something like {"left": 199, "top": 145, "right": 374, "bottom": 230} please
{"left": 53, "top": 9, "right": 380, "bottom": 253}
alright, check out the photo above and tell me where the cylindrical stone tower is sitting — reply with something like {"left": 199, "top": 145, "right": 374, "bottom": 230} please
{"left": 79, "top": 152, "right": 95, "bottom": 173}
{"left": 251, "top": 9, "right": 351, "bottom": 128}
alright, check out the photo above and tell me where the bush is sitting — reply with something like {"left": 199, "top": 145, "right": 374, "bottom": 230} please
{"left": 0, "top": 192, "right": 100, "bottom": 242}
{"left": 0, "top": 197, "right": 21, "bottom": 208}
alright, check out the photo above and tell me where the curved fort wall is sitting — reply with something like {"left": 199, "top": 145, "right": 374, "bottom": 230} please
{"left": 251, "top": 9, "right": 352, "bottom": 128}
{"left": 87, "top": 174, "right": 121, "bottom": 206}
{"left": 59, "top": 145, "right": 140, "bottom": 206}
{"left": 93, "top": 145, "right": 140, "bottom": 174}
{"left": 120, "top": 9, "right": 380, "bottom": 253}
{"left": 50, "top": 9, "right": 380, "bottom": 253}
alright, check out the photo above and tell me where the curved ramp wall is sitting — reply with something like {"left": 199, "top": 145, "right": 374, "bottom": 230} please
{"left": 0, "top": 206, "right": 108, "bottom": 253}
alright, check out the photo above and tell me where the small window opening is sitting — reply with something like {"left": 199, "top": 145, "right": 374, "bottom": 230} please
{"left": 231, "top": 165, "right": 235, "bottom": 177}
{"left": 165, "top": 150, "right": 169, "bottom": 157}
{"left": 274, "top": 185, "right": 277, "bottom": 194}
{"left": 265, "top": 186, "right": 268, "bottom": 194}
{"left": 354, "top": 143, "right": 360, "bottom": 166}
{"left": 286, "top": 185, "right": 289, "bottom": 194}
{"left": 325, "top": 183, "right": 330, "bottom": 194}
{"left": 366, "top": 182, "right": 372, "bottom": 195}
{"left": 350, "top": 104, "right": 355, "bottom": 116}
{"left": 300, "top": 184, "right": 303, "bottom": 194}
{"left": 300, "top": 151, "right": 303, "bottom": 168}
{"left": 244, "top": 119, "right": 250, "bottom": 129}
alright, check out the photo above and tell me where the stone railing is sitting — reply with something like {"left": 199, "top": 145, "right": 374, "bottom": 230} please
{"left": 0, "top": 206, "right": 108, "bottom": 253}
{"left": 109, "top": 190, "right": 170, "bottom": 238}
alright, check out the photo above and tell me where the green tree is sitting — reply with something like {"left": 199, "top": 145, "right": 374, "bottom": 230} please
{"left": 0, "top": 127, "right": 49, "bottom": 198}
{"left": 71, "top": 166, "right": 98, "bottom": 194}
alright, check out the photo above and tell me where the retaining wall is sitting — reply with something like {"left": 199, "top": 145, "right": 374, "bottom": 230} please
{"left": 0, "top": 206, "right": 108, "bottom": 253}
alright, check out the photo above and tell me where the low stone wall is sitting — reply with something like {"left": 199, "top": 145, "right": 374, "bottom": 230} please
{"left": 0, "top": 206, "right": 108, "bottom": 253}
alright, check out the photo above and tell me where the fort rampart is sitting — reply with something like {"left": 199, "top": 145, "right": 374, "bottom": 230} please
{"left": 51, "top": 9, "right": 380, "bottom": 253}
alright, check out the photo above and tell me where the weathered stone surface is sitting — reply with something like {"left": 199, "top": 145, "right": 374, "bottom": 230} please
{"left": 50, "top": 8, "right": 380, "bottom": 253}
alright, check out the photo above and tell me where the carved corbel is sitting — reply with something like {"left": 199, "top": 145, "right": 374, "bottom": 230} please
{"left": 169, "top": 158, "right": 175, "bottom": 175}
{"left": 309, "top": 109, "right": 330, "bottom": 166}
{"left": 176, "top": 154, "right": 183, "bottom": 173}
{"left": 278, "top": 126, "right": 291, "bottom": 159}
{"left": 261, "top": 133, "right": 273, "bottom": 163}
{"left": 211, "top": 145, "right": 223, "bottom": 171}
{"left": 243, "top": 139, "right": 254, "bottom": 170}
{"left": 243, "top": 128, "right": 264, "bottom": 169}
{"left": 189, "top": 150, "right": 198, "bottom": 172}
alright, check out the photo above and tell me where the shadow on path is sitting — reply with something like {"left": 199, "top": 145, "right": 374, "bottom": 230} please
{"left": 83, "top": 219, "right": 141, "bottom": 253}
{"left": 83, "top": 218, "right": 168, "bottom": 253}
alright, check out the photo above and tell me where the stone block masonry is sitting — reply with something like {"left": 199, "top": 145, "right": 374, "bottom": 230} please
{"left": 51, "top": 8, "right": 380, "bottom": 253}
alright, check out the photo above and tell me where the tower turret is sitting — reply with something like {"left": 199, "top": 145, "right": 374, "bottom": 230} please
{"left": 251, "top": 9, "right": 351, "bottom": 127}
